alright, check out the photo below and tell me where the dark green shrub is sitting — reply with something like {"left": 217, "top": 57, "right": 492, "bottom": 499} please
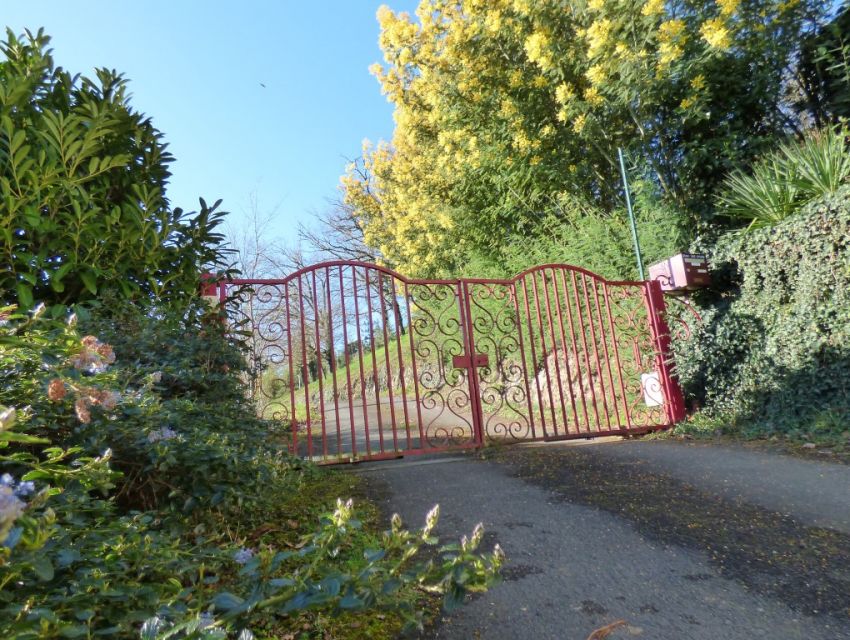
{"left": 0, "top": 29, "right": 230, "bottom": 310}
{"left": 0, "top": 304, "right": 501, "bottom": 638}
{"left": 675, "top": 187, "right": 850, "bottom": 439}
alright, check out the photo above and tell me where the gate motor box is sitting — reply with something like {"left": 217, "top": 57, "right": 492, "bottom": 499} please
{"left": 648, "top": 253, "right": 710, "bottom": 293}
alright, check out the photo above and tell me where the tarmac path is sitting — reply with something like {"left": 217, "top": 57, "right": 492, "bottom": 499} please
{"left": 353, "top": 439, "right": 850, "bottom": 639}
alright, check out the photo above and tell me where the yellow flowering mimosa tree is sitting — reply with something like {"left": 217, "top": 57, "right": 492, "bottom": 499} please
{"left": 343, "top": 0, "right": 826, "bottom": 276}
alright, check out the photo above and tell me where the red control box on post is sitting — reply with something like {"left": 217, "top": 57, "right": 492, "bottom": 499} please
{"left": 648, "top": 253, "right": 710, "bottom": 293}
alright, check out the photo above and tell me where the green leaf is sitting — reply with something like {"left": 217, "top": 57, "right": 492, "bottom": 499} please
{"left": 0, "top": 432, "right": 50, "bottom": 444}
{"left": 339, "top": 594, "right": 364, "bottom": 609}
{"left": 16, "top": 282, "right": 33, "bottom": 308}
{"left": 212, "top": 591, "right": 244, "bottom": 612}
{"left": 321, "top": 577, "right": 341, "bottom": 597}
{"left": 443, "top": 585, "right": 465, "bottom": 613}
{"left": 269, "top": 577, "right": 296, "bottom": 588}
{"left": 51, "top": 262, "right": 73, "bottom": 284}
{"left": 364, "top": 549, "right": 386, "bottom": 563}
{"left": 381, "top": 578, "right": 401, "bottom": 594}
{"left": 80, "top": 270, "right": 98, "bottom": 294}
{"left": 31, "top": 556, "right": 54, "bottom": 581}
{"left": 57, "top": 549, "right": 82, "bottom": 567}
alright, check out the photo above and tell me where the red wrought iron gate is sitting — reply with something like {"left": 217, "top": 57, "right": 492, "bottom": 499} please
{"left": 215, "top": 261, "right": 685, "bottom": 464}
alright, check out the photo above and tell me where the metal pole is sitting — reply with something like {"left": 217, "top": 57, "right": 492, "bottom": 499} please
{"left": 618, "top": 148, "right": 645, "bottom": 281}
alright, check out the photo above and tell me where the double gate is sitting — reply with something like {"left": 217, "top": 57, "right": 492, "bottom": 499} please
{"left": 216, "top": 261, "right": 685, "bottom": 463}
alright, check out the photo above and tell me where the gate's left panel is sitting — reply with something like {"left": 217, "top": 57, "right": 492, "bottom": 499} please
{"left": 225, "top": 263, "right": 474, "bottom": 463}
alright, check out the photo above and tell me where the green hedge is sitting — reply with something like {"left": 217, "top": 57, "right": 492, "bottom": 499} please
{"left": 1, "top": 30, "right": 230, "bottom": 310}
{"left": 676, "top": 187, "right": 850, "bottom": 438}
{"left": 0, "top": 303, "right": 501, "bottom": 637}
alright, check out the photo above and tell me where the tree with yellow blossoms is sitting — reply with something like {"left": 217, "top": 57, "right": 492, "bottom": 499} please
{"left": 342, "top": 0, "right": 829, "bottom": 277}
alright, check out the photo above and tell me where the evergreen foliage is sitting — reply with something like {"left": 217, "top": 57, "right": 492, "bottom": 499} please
{"left": 717, "top": 126, "right": 850, "bottom": 229}
{"left": 0, "top": 30, "right": 230, "bottom": 310}
{"left": 0, "top": 302, "right": 502, "bottom": 638}
{"left": 675, "top": 188, "right": 850, "bottom": 440}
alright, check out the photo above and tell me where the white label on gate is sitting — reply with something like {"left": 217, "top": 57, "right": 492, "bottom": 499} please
{"left": 641, "top": 372, "right": 664, "bottom": 407}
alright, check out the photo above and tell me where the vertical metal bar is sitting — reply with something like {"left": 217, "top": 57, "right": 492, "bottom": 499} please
{"left": 377, "top": 273, "right": 399, "bottom": 451}
{"left": 310, "top": 270, "right": 328, "bottom": 458}
{"left": 338, "top": 266, "right": 357, "bottom": 459}
{"left": 509, "top": 282, "right": 537, "bottom": 439}
{"left": 285, "top": 282, "right": 298, "bottom": 455}
{"left": 644, "top": 280, "right": 687, "bottom": 425}
{"left": 296, "top": 275, "right": 313, "bottom": 459}
{"left": 619, "top": 147, "right": 645, "bottom": 280}
{"left": 558, "top": 269, "right": 591, "bottom": 433}
{"left": 324, "top": 267, "right": 343, "bottom": 456}
{"left": 540, "top": 269, "right": 570, "bottom": 436}
{"left": 591, "top": 279, "right": 623, "bottom": 429}
{"left": 570, "top": 271, "right": 601, "bottom": 430}
{"left": 403, "top": 282, "right": 426, "bottom": 447}
{"left": 602, "top": 283, "right": 633, "bottom": 430}
{"left": 520, "top": 275, "right": 548, "bottom": 437}
{"left": 351, "top": 267, "right": 372, "bottom": 457}
{"left": 580, "top": 274, "right": 612, "bottom": 430}
{"left": 363, "top": 269, "right": 385, "bottom": 453}
{"left": 550, "top": 269, "right": 581, "bottom": 434}
{"left": 389, "top": 277, "right": 412, "bottom": 450}
{"left": 530, "top": 271, "right": 558, "bottom": 430}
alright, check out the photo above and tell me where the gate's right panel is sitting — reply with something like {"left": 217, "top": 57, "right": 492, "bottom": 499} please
{"left": 504, "top": 265, "right": 669, "bottom": 439}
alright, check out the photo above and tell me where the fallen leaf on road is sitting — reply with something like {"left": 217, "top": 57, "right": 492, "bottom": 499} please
{"left": 586, "top": 620, "right": 628, "bottom": 639}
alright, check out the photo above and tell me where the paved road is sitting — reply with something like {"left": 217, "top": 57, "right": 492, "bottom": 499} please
{"left": 576, "top": 440, "right": 850, "bottom": 534}
{"left": 296, "top": 400, "right": 477, "bottom": 461}
{"left": 353, "top": 440, "right": 850, "bottom": 639}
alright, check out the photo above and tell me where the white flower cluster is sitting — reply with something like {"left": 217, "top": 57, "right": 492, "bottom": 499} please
{"left": 147, "top": 427, "right": 178, "bottom": 443}
{"left": 0, "top": 474, "right": 33, "bottom": 546}
{"left": 1, "top": 473, "right": 35, "bottom": 497}
{"left": 0, "top": 407, "right": 15, "bottom": 431}
{"left": 233, "top": 547, "right": 254, "bottom": 565}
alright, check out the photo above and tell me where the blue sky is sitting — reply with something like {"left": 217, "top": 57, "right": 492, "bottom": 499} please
{"left": 4, "top": 0, "right": 417, "bottom": 243}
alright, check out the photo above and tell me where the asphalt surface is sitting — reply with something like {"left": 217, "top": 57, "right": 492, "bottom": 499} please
{"left": 574, "top": 440, "right": 850, "bottom": 534}
{"left": 353, "top": 440, "right": 850, "bottom": 639}
{"left": 296, "top": 400, "right": 477, "bottom": 461}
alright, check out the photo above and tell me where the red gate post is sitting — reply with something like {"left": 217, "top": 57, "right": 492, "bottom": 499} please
{"left": 644, "top": 280, "right": 687, "bottom": 425}
{"left": 199, "top": 271, "right": 224, "bottom": 310}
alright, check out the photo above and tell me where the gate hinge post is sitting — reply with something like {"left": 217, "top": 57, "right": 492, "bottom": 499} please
{"left": 645, "top": 280, "right": 687, "bottom": 425}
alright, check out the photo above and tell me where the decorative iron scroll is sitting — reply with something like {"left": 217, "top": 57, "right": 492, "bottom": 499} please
{"left": 466, "top": 282, "right": 532, "bottom": 442}
{"left": 662, "top": 295, "right": 704, "bottom": 342}
{"left": 408, "top": 282, "right": 476, "bottom": 448}
{"left": 466, "top": 266, "right": 672, "bottom": 439}
{"left": 221, "top": 260, "right": 681, "bottom": 464}
{"left": 607, "top": 284, "right": 667, "bottom": 427}
{"left": 225, "top": 282, "right": 294, "bottom": 426}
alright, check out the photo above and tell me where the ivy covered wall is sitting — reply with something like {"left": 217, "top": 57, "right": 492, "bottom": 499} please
{"left": 676, "top": 187, "right": 850, "bottom": 438}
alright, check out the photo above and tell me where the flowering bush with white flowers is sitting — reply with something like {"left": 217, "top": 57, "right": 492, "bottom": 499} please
{"left": 0, "top": 302, "right": 502, "bottom": 638}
